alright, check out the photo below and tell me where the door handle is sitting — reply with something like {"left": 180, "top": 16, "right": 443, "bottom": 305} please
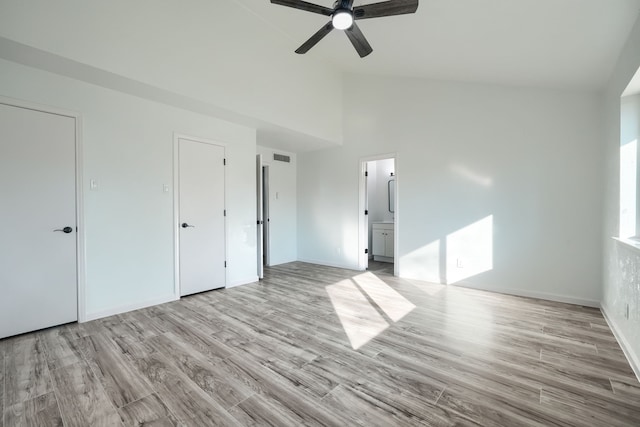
{"left": 53, "top": 226, "right": 73, "bottom": 234}
{"left": 181, "top": 223, "right": 195, "bottom": 228}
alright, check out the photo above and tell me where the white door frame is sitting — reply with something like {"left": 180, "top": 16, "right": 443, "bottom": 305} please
{"left": 173, "top": 133, "right": 227, "bottom": 297}
{"left": 0, "top": 96, "right": 86, "bottom": 322}
{"left": 262, "top": 164, "right": 271, "bottom": 267}
{"left": 256, "top": 154, "right": 264, "bottom": 279}
{"left": 358, "top": 153, "right": 398, "bottom": 276}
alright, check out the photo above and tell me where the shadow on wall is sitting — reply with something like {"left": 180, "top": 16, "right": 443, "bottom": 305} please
{"left": 402, "top": 215, "right": 494, "bottom": 285}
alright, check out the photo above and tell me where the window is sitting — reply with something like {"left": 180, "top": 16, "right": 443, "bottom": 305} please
{"left": 620, "top": 67, "right": 640, "bottom": 241}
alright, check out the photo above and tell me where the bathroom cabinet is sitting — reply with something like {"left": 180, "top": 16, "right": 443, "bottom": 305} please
{"left": 372, "top": 222, "right": 394, "bottom": 261}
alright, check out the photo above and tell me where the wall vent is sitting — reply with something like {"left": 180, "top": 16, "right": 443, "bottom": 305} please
{"left": 274, "top": 153, "right": 291, "bottom": 163}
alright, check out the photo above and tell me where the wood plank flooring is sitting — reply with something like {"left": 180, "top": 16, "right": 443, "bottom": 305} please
{"left": 1, "top": 261, "right": 639, "bottom": 426}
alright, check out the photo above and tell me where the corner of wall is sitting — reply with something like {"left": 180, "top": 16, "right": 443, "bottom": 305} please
{"left": 601, "top": 303, "right": 640, "bottom": 381}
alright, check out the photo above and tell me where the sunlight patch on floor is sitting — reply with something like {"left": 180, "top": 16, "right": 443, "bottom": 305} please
{"left": 352, "top": 272, "right": 415, "bottom": 322}
{"left": 326, "top": 279, "right": 389, "bottom": 349}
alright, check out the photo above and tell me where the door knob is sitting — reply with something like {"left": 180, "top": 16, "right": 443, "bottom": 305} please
{"left": 181, "top": 223, "right": 195, "bottom": 228}
{"left": 54, "top": 226, "right": 73, "bottom": 234}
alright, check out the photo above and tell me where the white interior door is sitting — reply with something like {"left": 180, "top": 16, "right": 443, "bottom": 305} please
{"left": 256, "top": 155, "right": 264, "bottom": 279}
{"left": 0, "top": 103, "right": 78, "bottom": 339}
{"left": 178, "top": 138, "right": 225, "bottom": 296}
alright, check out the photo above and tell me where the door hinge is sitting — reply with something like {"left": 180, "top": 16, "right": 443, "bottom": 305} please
{"left": 224, "top": 261, "right": 227, "bottom": 268}
{"left": 364, "top": 210, "right": 368, "bottom": 215}
{"left": 365, "top": 248, "right": 369, "bottom": 254}
{"left": 224, "top": 210, "right": 226, "bottom": 216}
{"left": 365, "top": 171, "right": 368, "bottom": 177}
{"left": 223, "top": 158, "right": 226, "bottom": 166}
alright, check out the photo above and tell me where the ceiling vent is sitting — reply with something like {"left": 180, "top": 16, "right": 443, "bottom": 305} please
{"left": 274, "top": 153, "right": 291, "bottom": 163}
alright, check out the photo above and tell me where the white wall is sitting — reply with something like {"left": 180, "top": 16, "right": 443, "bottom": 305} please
{"left": 257, "top": 146, "right": 297, "bottom": 265}
{"left": 0, "top": 0, "right": 343, "bottom": 145}
{"left": 602, "top": 15, "right": 640, "bottom": 376}
{"left": 298, "top": 74, "right": 603, "bottom": 305}
{"left": 0, "top": 58, "right": 258, "bottom": 319}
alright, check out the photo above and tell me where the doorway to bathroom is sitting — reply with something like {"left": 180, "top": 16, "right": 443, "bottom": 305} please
{"left": 358, "top": 155, "right": 397, "bottom": 275}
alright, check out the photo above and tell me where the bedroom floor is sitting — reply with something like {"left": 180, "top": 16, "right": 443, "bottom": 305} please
{"left": 1, "top": 261, "right": 639, "bottom": 426}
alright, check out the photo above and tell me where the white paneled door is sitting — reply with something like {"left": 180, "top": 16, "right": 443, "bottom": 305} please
{"left": 256, "top": 154, "right": 264, "bottom": 279}
{"left": 0, "top": 103, "right": 78, "bottom": 339}
{"left": 178, "top": 138, "right": 226, "bottom": 296}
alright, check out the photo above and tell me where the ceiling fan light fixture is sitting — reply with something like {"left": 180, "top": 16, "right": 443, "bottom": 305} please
{"left": 270, "top": 0, "right": 419, "bottom": 57}
{"left": 332, "top": 10, "right": 353, "bottom": 30}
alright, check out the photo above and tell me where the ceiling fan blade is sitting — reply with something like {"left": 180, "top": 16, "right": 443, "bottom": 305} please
{"left": 353, "top": 0, "right": 418, "bottom": 20}
{"left": 270, "top": 0, "right": 333, "bottom": 16}
{"left": 345, "top": 22, "right": 373, "bottom": 58}
{"left": 295, "top": 22, "right": 334, "bottom": 54}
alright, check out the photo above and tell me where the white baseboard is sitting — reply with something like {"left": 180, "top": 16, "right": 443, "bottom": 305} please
{"left": 451, "top": 281, "right": 600, "bottom": 308}
{"left": 601, "top": 304, "right": 640, "bottom": 382}
{"left": 84, "top": 294, "right": 178, "bottom": 322}
{"left": 266, "top": 258, "right": 298, "bottom": 267}
{"left": 226, "top": 276, "right": 259, "bottom": 289}
{"left": 297, "top": 258, "right": 361, "bottom": 271}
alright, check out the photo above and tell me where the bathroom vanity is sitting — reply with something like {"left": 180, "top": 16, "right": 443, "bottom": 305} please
{"left": 372, "top": 222, "right": 394, "bottom": 262}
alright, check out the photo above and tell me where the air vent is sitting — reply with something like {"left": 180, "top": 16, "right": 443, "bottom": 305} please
{"left": 274, "top": 153, "right": 291, "bottom": 163}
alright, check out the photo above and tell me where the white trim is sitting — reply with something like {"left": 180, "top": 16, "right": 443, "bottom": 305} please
{"left": 0, "top": 96, "right": 87, "bottom": 323}
{"left": 358, "top": 160, "right": 368, "bottom": 271}
{"left": 173, "top": 133, "right": 228, "bottom": 298}
{"left": 358, "top": 153, "right": 398, "bottom": 275}
{"left": 85, "top": 294, "right": 178, "bottom": 322}
{"left": 613, "top": 236, "right": 640, "bottom": 254}
{"left": 450, "top": 281, "right": 600, "bottom": 307}
{"left": 173, "top": 137, "right": 180, "bottom": 297}
{"left": 297, "top": 258, "right": 361, "bottom": 271}
{"left": 226, "top": 276, "right": 259, "bottom": 289}
{"left": 263, "top": 164, "right": 271, "bottom": 267}
{"left": 75, "top": 114, "right": 87, "bottom": 322}
{"left": 256, "top": 154, "right": 264, "bottom": 279}
{"left": 601, "top": 304, "right": 640, "bottom": 382}
{"left": 266, "top": 258, "right": 298, "bottom": 267}
{"left": 0, "top": 95, "right": 79, "bottom": 119}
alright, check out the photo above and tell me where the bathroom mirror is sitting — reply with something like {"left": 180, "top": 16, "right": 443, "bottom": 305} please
{"left": 388, "top": 179, "right": 395, "bottom": 212}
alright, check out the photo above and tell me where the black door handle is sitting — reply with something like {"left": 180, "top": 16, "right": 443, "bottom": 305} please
{"left": 54, "top": 226, "right": 73, "bottom": 234}
{"left": 181, "top": 223, "right": 195, "bottom": 228}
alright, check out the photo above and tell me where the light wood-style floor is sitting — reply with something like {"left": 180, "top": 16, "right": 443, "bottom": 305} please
{"left": 1, "top": 262, "right": 639, "bottom": 426}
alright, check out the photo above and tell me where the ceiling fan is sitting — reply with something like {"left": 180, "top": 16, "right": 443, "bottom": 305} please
{"left": 270, "top": 0, "right": 419, "bottom": 58}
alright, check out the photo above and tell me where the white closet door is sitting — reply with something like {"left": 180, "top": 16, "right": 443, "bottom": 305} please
{"left": 178, "top": 138, "right": 226, "bottom": 296}
{"left": 0, "top": 103, "right": 77, "bottom": 338}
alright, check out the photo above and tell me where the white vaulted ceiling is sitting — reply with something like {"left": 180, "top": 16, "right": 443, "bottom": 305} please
{"left": 0, "top": 0, "right": 639, "bottom": 151}
{"left": 238, "top": 0, "right": 640, "bottom": 89}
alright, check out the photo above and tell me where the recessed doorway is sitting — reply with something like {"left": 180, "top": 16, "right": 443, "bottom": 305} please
{"left": 358, "top": 154, "right": 397, "bottom": 275}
